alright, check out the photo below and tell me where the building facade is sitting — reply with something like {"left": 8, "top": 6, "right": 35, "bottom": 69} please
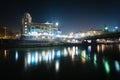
{"left": 21, "top": 13, "right": 61, "bottom": 40}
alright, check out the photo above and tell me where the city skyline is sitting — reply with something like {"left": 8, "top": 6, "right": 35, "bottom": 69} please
{"left": 0, "top": 0, "right": 120, "bottom": 34}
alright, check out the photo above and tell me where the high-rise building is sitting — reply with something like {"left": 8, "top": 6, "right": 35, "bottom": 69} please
{"left": 21, "top": 13, "right": 61, "bottom": 40}
{"left": 22, "top": 13, "right": 32, "bottom": 34}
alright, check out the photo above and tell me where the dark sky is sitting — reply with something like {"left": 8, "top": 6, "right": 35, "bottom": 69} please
{"left": 0, "top": 0, "right": 120, "bottom": 34}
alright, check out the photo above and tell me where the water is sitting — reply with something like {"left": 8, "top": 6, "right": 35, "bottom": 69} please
{"left": 0, "top": 44, "right": 120, "bottom": 80}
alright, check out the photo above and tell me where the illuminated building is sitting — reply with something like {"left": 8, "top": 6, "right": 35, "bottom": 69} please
{"left": 87, "top": 29, "right": 103, "bottom": 36}
{"left": 21, "top": 12, "right": 61, "bottom": 40}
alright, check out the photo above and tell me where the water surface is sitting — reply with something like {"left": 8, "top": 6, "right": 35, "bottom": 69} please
{"left": 0, "top": 44, "right": 120, "bottom": 80}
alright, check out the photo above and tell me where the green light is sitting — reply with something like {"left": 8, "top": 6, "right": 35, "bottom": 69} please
{"left": 104, "top": 25, "right": 108, "bottom": 31}
{"left": 94, "top": 54, "right": 97, "bottom": 67}
{"left": 104, "top": 60, "right": 110, "bottom": 74}
{"left": 105, "top": 27, "right": 108, "bottom": 30}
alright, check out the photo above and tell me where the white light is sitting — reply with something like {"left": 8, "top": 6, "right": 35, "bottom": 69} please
{"left": 15, "top": 51, "right": 18, "bottom": 61}
{"left": 48, "top": 53, "right": 52, "bottom": 62}
{"left": 56, "top": 22, "right": 59, "bottom": 26}
{"left": 55, "top": 60, "right": 59, "bottom": 72}
{"left": 93, "top": 31, "right": 96, "bottom": 34}
{"left": 42, "top": 36, "right": 45, "bottom": 39}
{"left": 35, "top": 52, "right": 38, "bottom": 63}
{"left": 115, "top": 61, "right": 120, "bottom": 72}
{"left": 25, "top": 22, "right": 27, "bottom": 24}
{"left": 87, "top": 40, "right": 91, "bottom": 43}
{"left": 45, "top": 22, "right": 49, "bottom": 24}
{"left": 39, "top": 54, "right": 42, "bottom": 62}
{"left": 56, "top": 50, "right": 61, "bottom": 58}
{"left": 94, "top": 54, "right": 97, "bottom": 61}
{"left": 27, "top": 53, "right": 31, "bottom": 64}
{"left": 115, "top": 26, "right": 118, "bottom": 29}
{"left": 63, "top": 48, "right": 68, "bottom": 57}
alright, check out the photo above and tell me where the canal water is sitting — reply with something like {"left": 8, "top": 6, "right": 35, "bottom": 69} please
{"left": 0, "top": 44, "right": 120, "bottom": 80}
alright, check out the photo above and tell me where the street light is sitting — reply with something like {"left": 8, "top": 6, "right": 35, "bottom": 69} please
{"left": 115, "top": 26, "right": 118, "bottom": 32}
{"left": 56, "top": 22, "right": 59, "bottom": 26}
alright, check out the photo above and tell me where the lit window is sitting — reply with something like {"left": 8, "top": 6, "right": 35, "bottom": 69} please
{"left": 25, "top": 22, "right": 27, "bottom": 24}
{"left": 25, "top": 28, "right": 27, "bottom": 30}
{"left": 25, "top": 25, "right": 27, "bottom": 27}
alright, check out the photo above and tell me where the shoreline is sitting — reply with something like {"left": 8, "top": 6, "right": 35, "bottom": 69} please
{"left": 0, "top": 39, "right": 120, "bottom": 48}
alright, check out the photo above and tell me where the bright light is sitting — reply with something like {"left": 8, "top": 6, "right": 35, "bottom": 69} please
{"left": 88, "top": 46, "right": 91, "bottom": 54}
{"left": 115, "top": 61, "right": 120, "bottom": 72}
{"left": 15, "top": 51, "right": 19, "bottom": 61}
{"left": 35, "top": 52, "right": 38, "bottom": 63}
{"left": 56, "top": 50, "right": 61, "bottom": 59}
{"left": 25, "top": 22, "right": 27, "bottom": 24}
{"left": 52, "top": 50, "right": 55, "bottom": 60}
{"left": 81, "top": 50, "right": 86, "bottom": 63}
{"left": 27, "top": 53, "right": 31, "bottom": 64}
{"left": 63, "top": 48, "right": 68, "bottom": 57}
{"left": 81, "top": 33, "right": 86, "bottom": 37}
{"left": 75, "top": 47, "right": 78, "bottom": 55}
{"left": 55, "top": 60, "right": 59, "bottom": 72}
{"left": 93, "top": 31, "right": 96, "bottom": 34}
{"left": 31, "top": 53, "right": 35, "bottom": 63}
{"left": 25, "top": 31, "right": 27, "bottom": 33}
{"left": 94, "top": 54, "right": 97, "bottom": 61}
{"left": 87, "top": 40, "right": 91, "bottom": 43}
{"left": 104, "top": 26, "right": 108, "bottom": 30}
{"left": 103, "top": 59, "right": 110, "bottom": 74}
{"left": 115, "top": 26, "right": 118, "bottom": 29}
{"left": 94, "top": 54, "right": 97, "bottom": 67}
{"left": 4, "top": 50, "right": 7, "bottom": 58}
{"left": 39, "top": 54, "right": 42, "bottom": 62}
{"left": 56, "top": 22, "right": 59, "bottom": 26}
{"left": 42, "top": 36, "right": 45, "bottom": 39}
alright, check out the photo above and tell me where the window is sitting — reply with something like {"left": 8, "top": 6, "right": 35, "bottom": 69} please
{"left": 25, "top": 25, "right": 27, "bottom": 27}
{"left": 25, "top": 28, "right": 27, "bottom": 30}
{"left": 25, "top": 22, "right": 27, "bottom": 24}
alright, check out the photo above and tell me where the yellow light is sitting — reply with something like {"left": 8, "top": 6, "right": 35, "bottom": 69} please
{"left": 4, "top": 50, "right": 7, "bottom": 58}
{"left": 81, "top": 50, "right": 86, "bottom": 63}
{"left": 72, "top": 54, "right": 74, "bottom": 62}
{"left": 102, "top": 44, "right": 105, "bottom": 52}
{"left": 97, "top": 45, "right": 100, "bottom": 53}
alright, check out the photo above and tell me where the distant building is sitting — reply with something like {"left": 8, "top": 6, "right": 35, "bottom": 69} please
{"left": 87, "top": 28, "right": 103, "bottom": 36}
{"left": 21, "top": 13, "right": 61, "bottom": 40}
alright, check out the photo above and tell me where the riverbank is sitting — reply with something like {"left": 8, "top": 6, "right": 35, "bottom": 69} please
{"left": 0, "top": 39, "right": 83, "bottom": 48}
{"left": 0, "top": 39, "right": 120, "bottom": 48}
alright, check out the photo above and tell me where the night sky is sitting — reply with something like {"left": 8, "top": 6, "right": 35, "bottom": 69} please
{"left": 0, "top": 0, "right": 120, "bottom": 34}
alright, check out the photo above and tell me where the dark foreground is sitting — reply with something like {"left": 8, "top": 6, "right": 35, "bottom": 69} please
{"left": 0, "top": 44, "right": 120, "bottom": 80}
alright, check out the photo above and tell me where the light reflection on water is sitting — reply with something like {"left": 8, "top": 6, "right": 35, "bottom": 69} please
{"left": 15, "top": 51, "right": 18, "bottom": 61}
{"left": 4, "top": 49, "right": 8, "bottom": 58}
{"left": 115, "top": 61, "right": 120, "bottom": 72}
{"left": 103, "top": 58, "right": 110, "bottom": 74}
{"left": 1, "top": 44, "right": 120, "bottom": 79}
{"left": 22, "top": 44, "right": 120, "bottom": 73}
{"left": 23, "top": 46, "right": 92, "bottom": 71}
